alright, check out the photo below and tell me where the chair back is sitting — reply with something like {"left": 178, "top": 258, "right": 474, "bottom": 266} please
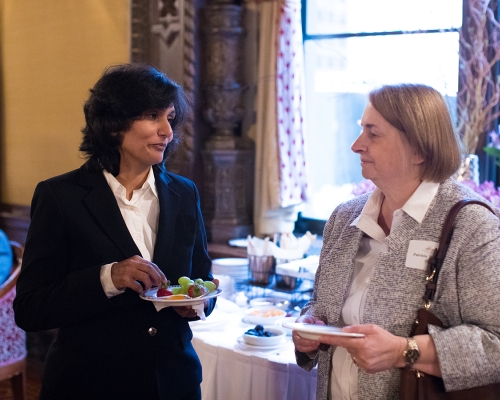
{"left": 0, "top": 241, "right": 27, "bottom": 371}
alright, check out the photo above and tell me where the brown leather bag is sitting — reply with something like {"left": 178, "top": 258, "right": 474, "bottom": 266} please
{"left": 399, "top": 199, "right": 500, "bottom": 400}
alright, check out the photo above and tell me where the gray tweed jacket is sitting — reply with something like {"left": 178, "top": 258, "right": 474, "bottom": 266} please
{"left": 296, "top": 179, "right": 500, "bottom": 400}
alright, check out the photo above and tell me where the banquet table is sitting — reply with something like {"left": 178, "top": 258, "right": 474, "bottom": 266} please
{"left": 189, "top": 298, "right": 317, "bottom": 400}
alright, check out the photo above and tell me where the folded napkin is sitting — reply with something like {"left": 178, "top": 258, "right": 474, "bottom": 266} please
{"left": 273, "top": 232, "right": 317, "bottom": 261}
{"left": 246, "top": 236, "right": 274, "bottom": 256}
{"left": 153, "top": 301, "right": 206, "bottom": 320}
{"left": 246, "top": 232, "right": 317, "bottom": 260}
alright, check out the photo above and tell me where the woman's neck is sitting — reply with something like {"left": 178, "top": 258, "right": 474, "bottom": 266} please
{"left": 377, "top": 178, "right": 422, "bottom": 235}
{"left": 115, "top": 165, "right": 151, "bottom": 200}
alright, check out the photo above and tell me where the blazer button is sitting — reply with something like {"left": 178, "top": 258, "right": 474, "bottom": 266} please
{"left": 148, "top": 327, "right": 157, "bottom": 336}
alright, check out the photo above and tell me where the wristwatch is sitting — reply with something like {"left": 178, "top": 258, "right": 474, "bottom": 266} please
{"left": 403, "top": 337, "right": 420, "bottom": 368}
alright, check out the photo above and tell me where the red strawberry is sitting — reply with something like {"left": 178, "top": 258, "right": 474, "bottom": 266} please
{"left": 187, "top": 284, "right": 195, "bottom": 298}
{"left": 212, "top": 278, "right": 220, "bottom": 289}
{"left": 156, "top": 280, "right": 172, "bottom": 297}
{"left": 188, "top": 283, "right": 208, "bottom": 298}
{"left": 157, "top": 288, "right": 173, "bottom": 297}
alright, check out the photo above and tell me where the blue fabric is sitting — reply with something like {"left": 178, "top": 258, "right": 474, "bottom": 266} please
{"left": 0, "top": 230, "right": 12, "bottom": 285}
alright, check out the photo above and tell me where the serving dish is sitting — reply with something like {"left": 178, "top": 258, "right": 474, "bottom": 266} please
{"left": 228, "top": 238, "right": 248, "bottom": 247}
{"left": 243, "top": 326, "right": 287, "bottom": 346}
{"left": 248, "top": 297, "right": 290, "bottom": 310}
{"left": 236, "top": 336, "right": 289, "bottom": 352}
{"left": 243, "top": 306, "right": 287, "bottom": 325}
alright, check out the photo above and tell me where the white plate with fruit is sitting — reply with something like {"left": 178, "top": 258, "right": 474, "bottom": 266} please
{"left": 140, "top": 276, "right": 222, "bottom": 306}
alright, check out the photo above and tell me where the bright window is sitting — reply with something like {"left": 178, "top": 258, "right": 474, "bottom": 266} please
{"left": 301, "top": 0, "right": 462, "bottom": 220}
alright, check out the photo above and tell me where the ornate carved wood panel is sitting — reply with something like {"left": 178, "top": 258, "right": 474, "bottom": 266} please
{"left": 131, "top": 0, "right": 198, "bottom": 178}
{"left": 131, "top": 0, "right": 255, "bottom": 242}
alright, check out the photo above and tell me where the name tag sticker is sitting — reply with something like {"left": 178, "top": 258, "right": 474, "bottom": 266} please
{"left": 405, "top": 240, "right": 439, "bottom": 270}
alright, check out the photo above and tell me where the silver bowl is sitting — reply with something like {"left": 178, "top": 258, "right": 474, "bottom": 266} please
{"left": 248, "top": 255, "right": 275, "bottom": 284}
{"left": 275, "top": 274, "right": 302, "bottom": 290}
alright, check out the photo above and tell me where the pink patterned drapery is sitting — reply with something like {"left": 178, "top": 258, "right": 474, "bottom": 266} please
{"left": 275, "top": 0, "right": 308, "bottom": 207}
{"left": 247, "top": 0, "right": 308, "bottom": 235}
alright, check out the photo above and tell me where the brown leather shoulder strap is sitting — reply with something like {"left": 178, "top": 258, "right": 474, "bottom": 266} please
{"left": 424, "top": 199, "right": 495, "bottom": 304}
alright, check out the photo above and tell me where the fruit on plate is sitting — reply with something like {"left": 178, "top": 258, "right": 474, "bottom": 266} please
{"left": 156, "top": 281, "right": 173, "bottom": 297}
{"left": 156, "top": 288, "right": 173, "bottom": 297}
{"left": 203, "top": 280, "right": 217, "bottom": 292}
{"left": 154, "top": 277, "right": 219, "bottom": 299}
{"left": 177, "top": 276, "right": 219, "bottom": 297}
{"left": 187, "top": 282, "right": 209, "bottom": 298}
{"left": 167, "top": 294, "right": 190, "bottom": 300}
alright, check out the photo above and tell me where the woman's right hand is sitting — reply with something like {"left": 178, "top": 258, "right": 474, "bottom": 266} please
{"left": 292, "top": 314, "right": 325, "bottom": 353}
{"left": 111, "top": 255, "right": 167, "bottom": 293}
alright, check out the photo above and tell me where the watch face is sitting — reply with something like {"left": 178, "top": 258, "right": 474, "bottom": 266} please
{"left": 406, "top": 349, "right": 420, "bottom": 364}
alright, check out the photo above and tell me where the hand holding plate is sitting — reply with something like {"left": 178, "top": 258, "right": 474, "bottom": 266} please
{"left": 291, "top": 314, "right": 325, "bottom": 353}
{"left": 317, "top": 324, "right": 406, "bottom": 373}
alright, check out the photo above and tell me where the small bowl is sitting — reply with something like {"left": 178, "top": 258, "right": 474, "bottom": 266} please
{"left": 249, "top": 297, "right": 290, "bottom": 310}
{"left": 244, "top": 306, "right": 287, "bottom": 325}
{"left": 243, "top": 326, "right": 286, "bottom": 346}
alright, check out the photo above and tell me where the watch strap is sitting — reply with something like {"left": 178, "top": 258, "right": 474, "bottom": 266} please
{"left": 403, "top": 337, "right": 419, "bottom": 368}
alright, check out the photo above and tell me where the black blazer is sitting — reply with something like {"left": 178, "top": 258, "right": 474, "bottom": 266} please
{"left": 14, "top": 163, "right": 215, "bottom": 399}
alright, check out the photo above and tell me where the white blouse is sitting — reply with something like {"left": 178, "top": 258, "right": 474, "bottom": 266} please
{"left": 329, "top": 181, "right": 439, "bottom": 400}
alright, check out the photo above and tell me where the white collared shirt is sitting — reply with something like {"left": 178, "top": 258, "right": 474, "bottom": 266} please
{"left": 99, "top": 168, "right": 160, "bottom": 297}
{"left": 329, "top": 181, "right": 439, "bottom": 400}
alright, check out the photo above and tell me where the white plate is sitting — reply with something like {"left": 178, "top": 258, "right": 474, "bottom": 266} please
{"left": 228, "top": 238, "right": 249, "bottom": 247}
{"left": 282, "top": 322, "right": 365, "bottom": 340}
{"left": 249, "top": 297, "right": 290, "bottom": 310}
{"left": 236, "top": 336, "right": 290, "bottom": 352}
{"left": 243, "top": 306, "right": 287, "bottom": 325}
{"left": 276, "top": 316, "right": 299, "bottom": 335}
{"left": 140, "top": 287, "right": 222, "bottom": 307}
{"left": 212, "top": 257, "right": 249, "bottom": 266}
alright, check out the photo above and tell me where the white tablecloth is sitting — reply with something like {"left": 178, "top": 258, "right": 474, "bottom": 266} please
{"left": 189, "top": 298, "right": 317, "bottom": 400}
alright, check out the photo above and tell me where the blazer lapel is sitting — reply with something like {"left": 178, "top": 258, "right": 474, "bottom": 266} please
{"left": 152, "top": 168, "right": 180, "bottom": 273}
{"left": 79, "top": 166, "right": 140, "bottom": 259}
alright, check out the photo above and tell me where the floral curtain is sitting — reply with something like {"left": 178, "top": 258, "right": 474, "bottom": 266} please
{"left": 245, "top": 0, "right": 308, "bottom": 236}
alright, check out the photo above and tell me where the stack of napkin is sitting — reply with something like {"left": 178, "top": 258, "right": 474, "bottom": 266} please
{"left": 247, "top": 236, "right": 274, "bottom": 257}
{"left": 246, "top": 231, "right": 317, "bottom": 261}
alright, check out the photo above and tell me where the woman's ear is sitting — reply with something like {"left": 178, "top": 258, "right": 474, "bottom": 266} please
{"left": 412, "top": 150, "right": 425, "bottom": 165}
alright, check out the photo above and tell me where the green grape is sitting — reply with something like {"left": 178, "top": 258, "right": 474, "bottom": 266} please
{"left": 177, "top": 285, "right": 188, "bottom": 294}
{"left": 171, "top": 286, "right": 181, "bottom": 295}
{"left": 195, "top": 278, "right": 204, "bottom": 285}
{"left": 203, "top": 281, "right": 216, "bottom": 292}
{"left": 178, "top": 276, "right": 191, "bottom": 287}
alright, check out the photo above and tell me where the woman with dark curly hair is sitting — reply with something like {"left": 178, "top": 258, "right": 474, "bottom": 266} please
{"left": 14, "top": 63, "right": 214, "bottom": 400}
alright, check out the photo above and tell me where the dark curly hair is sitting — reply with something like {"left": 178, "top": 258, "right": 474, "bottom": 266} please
{"left": 79, "top": 63, "right": 189, "bottom": 175}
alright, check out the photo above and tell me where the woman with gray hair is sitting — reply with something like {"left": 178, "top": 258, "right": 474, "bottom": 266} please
{"left": 292, "top": 83, "right": 500, "bottom": 399}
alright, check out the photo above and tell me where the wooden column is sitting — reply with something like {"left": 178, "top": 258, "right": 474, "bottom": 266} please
{"left": 200, "top": 0, "right": 255, "bottom": 243}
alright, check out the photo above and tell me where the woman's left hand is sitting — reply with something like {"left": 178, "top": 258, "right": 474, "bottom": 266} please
{"left": 172, "top": 306, "right": 198, "bottom": 318}
{"left": 172, "top": 300, "right": 210, "bottom": 318}
{"left": 319, "top": 324, "right": 406, "bottom": 373}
